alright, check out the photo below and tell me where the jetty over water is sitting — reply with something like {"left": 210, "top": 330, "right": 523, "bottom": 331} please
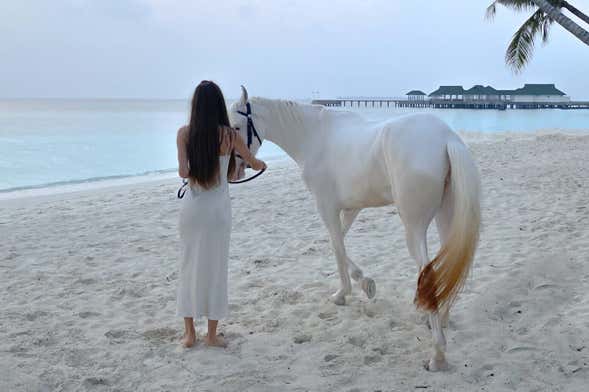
{"left": 312, "top": 84, "right": 589, "bottom": 110}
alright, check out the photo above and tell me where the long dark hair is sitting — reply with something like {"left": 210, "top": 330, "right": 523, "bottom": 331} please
{"left": 187, "top": 81, "right": 235, "bottom": 188}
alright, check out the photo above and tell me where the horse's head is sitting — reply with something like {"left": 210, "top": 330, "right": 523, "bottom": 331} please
{"left": 229, "top": 85, "right": 264, "bottom": 179}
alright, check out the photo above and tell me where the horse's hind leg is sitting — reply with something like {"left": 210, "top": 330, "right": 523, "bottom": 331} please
{"left": 398, "top": 178, "right": 447, "bottom": 370}
{"left": 404, "top": 224, "right": 448, "bottom": 371}
{"left": 340, "top": 209, "right": 376, "bottom": 299}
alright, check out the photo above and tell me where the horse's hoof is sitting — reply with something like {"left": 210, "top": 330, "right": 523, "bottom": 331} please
{"left": 424, "top": 358, "right": 449, "bottom": 372}
{"left": 361, "top": 278, "right": 376, "bottom": 299}
{"left": 331, "top": 293, "right": 346, "bottom": 306}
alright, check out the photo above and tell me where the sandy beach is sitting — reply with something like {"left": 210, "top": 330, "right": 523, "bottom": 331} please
{"left": 1, "top": 133, "right": 589, "bottom": 391}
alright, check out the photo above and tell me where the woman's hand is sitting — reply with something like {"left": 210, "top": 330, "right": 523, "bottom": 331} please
{"left": 250, "top": 159, "right": 266, "bottom": 171}
{"left": 232, "top": 130, "right": 265, "bottom": 170}
{"left": 219, "top": 126, "right": 234, "bottom": 155}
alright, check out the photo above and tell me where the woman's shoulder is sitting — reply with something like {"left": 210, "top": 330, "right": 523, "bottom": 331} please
{"left": 177, "top": 125, "right": 189, "bottom": 142}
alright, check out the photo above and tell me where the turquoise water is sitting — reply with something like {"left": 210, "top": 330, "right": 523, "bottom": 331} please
{"left": 1, "top": 99, "right": 587, "bottom": 192}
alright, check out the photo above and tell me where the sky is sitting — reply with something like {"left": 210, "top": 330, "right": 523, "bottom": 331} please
{"left": 1, "top": 0, "right": 589, "bottom": 100}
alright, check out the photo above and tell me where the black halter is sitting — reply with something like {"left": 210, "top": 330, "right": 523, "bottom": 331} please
{"left": 236, "top": 102, "right": 263, "bottom": 149}
{"left": 227, "top": 101, "right": 265, "bottom": 184}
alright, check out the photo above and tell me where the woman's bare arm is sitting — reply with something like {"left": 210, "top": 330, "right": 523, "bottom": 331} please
{"left": 232, "top": 130, "right": 266, "bottom": 171}
{"left": 219, "top": 126, "right": 234, "bottom": 156}
{"left": 177, "top": 126, "right": 190, "bottom": 178}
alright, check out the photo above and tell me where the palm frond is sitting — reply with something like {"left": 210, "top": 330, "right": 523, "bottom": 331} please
{"left": 497, "top": 0, "right": 538, "bottom": 12}
{"left": 505, "top": 9, "right": 553, "bottom": 72}
{"left": 541, "top": 14, "right": 552, "bottom": 43}
{"left": 486, "top": 1, "right": 499, "bottom": 19}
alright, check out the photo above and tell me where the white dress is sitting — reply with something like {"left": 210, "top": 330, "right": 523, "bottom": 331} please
{"left": 177, "top": 155, "right": 231, "bottom": 320}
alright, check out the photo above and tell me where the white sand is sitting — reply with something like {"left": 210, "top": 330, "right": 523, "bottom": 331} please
{"left": 1, "top": 134, "right": 589, "bottom": 391}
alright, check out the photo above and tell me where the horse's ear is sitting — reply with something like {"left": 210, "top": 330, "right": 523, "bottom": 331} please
{"left": 240, "top": 85, "right": 249, "bottom": 105}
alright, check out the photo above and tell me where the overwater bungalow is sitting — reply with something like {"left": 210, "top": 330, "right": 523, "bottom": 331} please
{"left": 429, "top": 84, "right": 570, "bottom": 104}
{"left": 312, "top": 84, "right": 586, "bottom": 109}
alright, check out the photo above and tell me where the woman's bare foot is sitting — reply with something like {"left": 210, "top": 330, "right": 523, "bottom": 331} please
{"left": 182, "top": 331, "right": 196, "bottom": 348}
{"left": 204, "top": 334, "right": 227, "bottom": 348}
{"left": 181, "top": 317, "right": 196, "bottom": 348}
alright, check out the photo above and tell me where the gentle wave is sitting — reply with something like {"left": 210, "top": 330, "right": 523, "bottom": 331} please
{"left": 0, "top": 168, "right": 178, "bottom": 193}
{"left": 4, "top": 129, "right": 586, "bottom": 196}
{"left": 0, "top": 153, "right": 292, "bottom": 198}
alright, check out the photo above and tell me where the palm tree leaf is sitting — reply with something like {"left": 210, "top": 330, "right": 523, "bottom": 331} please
{"left": 505, "top": 9, "right": 551, "bottom": 71}
{"left": 486, "top": 1, "right": 499, "bottom": 19}
{"left": 541, "top": 15, "right": 552, "bottom": 43}
{"left": 497, "top": 0, "right": 538, "bottom": 12}
{"left": 495, "top": 0, "right": 564, "bottom": 12}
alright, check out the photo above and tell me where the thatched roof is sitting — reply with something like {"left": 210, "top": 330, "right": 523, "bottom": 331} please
{"left": 429, "top": 86, "right": 465, "bottom": 96}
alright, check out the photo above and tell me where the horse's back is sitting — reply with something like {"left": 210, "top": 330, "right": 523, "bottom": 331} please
{"left": 382, "top": 113, "right": 459, "bottom": 148}
{"left": 381, "top": 113, "right": 460, "bottom": 171}
{"left": 307, "top": 112, "right": 460, "bottom": 210}
{"left": 379, "top": 113, "right": 459, "bottom": 205}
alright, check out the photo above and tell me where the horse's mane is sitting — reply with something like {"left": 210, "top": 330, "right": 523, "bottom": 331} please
{"left": 250, "top": 97, "right": 314, "bottom": 130}
{"left": 249, "top": 97, "right": 364, "bottom": 132}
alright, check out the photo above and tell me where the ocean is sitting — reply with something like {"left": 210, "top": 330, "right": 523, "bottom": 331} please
{"left": 1, "top": 99, "right": 588, "bottom": 193}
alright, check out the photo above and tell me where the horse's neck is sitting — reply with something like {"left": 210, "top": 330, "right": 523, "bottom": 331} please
{"left": 251, "top": 98, "right": 321, "bottom": 164}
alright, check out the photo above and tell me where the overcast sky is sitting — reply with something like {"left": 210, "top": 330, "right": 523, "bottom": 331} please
{"left": 2, "top": 0, "right": 588, "bottom": 100}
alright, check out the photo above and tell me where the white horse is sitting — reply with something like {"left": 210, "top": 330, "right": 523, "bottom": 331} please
{"left": 229, "top": 87, "right": 481, "bottom": 371}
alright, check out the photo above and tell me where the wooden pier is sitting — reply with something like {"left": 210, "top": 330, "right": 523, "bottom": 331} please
{"left": 311, "top": 98, "right": 589, "bottom": 110}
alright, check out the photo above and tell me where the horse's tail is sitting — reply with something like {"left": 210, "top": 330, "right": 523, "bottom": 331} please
{"left": 415, "top": 141, "right": 481, "bottom": 313}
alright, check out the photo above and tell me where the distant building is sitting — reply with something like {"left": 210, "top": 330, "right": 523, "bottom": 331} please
{"left": 427, "top": 84, "right": 569, "bottom": 103}
{"left": 428, "top": 86, "right": 465, "bottom": 101}
{"left": 464, "top": 85, "right": 501, "bottom": 101}
{"left": 509, "top": 84, "right": 569, "bottom": 103}
{"left": 312, "top": 83, "right": 585, "bottom": 109}
{"left": 406, "top": 90, "right": 426, "bottom": 101}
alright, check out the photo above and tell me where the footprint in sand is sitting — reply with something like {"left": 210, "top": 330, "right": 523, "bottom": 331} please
{"left": 83, "top": 377, "right": 109, "bottom": 387}
{"left": 33, "top": 334, "right": 56, "bottom": 347}
{"left": 143, "top": 327, "right": 178, "bottom": 344}
{"left": 78, "top": 311, "right": 101, "bottom": 319}
{"left": 262, "top": 319, "right": 280, "bottom": 332}
{"left": 25, "top": 310, "right": 48, "bottom": 321}
{"left": 293, "top": 334, "right": 312, "bottom": 344}
{"left": 5, "top": 251, "right": 19, "bottom": 260}
{"left": 269, "top": 288, "right": 303, "bottom": 305}
{"left": 507, "top": 346, "right": 539, "bottom": 353}
{"left": 76, "top": 278, "right": 97, "bottom": 285}
{"left": 253, "top": 258, "right": 271, "bottom": 267}
{"left": 347, "top": 335, "right": 366, "bottom": 348}
{"left": 111, "top": 286, "right": 145, "bottom": 300}
{"left": 364, "top": 354, "right": 382, "bottom": 365}
{"left": 105, "top": 329, "right": 137, "bottom": 344}
{"left": 371, "top": 345, "right": 389, "bottom": 356}
{"left": 318, "top": 310, "right": 337, "bottom": 321}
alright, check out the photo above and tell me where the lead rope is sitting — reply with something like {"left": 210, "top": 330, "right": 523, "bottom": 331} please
{"left": 177, "top": 165, "right": 266, "bottom": 199}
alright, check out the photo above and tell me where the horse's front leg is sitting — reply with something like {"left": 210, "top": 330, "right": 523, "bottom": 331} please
{"left": 318, "top": 204, "right": 352, "bottom": 305}
{"left": 340, "top": 209, "right": 376, "bottom": 299}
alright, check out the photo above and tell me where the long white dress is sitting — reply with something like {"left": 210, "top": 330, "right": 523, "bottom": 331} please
{"left": 177, "top": 155, "right": 231, "bottom": 320}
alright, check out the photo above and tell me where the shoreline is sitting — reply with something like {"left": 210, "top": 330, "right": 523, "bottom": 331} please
{"left": 0, "top": 156, "right": 295, "bottom": 204}
{"left": 1, "top": 128, "right": 587, "bottom": 202}
{"left": 0, "top": 157, "right": 297, "bottom": 208}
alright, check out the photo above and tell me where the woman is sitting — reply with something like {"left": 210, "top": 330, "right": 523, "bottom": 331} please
{"left": 176, "top": 81, "right": 266, "bottom": 348}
